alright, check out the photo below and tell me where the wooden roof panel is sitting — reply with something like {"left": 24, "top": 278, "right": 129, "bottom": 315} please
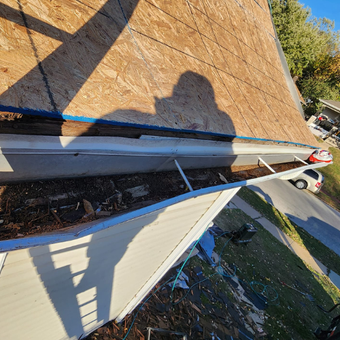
{"left": 0, "top": 0, "right": 317, "bottom": 146}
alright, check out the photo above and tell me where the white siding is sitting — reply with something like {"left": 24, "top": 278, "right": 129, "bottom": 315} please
{"left": 0, "top": 188, "right": 238, "bottom": 340}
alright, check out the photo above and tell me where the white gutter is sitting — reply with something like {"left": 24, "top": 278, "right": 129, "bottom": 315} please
{"left": 0, "top": 161, "right": 329, "bottom": 340}
{"left": 0, "top": 160, "right": 328, "bottom": 253}
{"left": 0, "top": 134, "right": 315, "bottom": 182}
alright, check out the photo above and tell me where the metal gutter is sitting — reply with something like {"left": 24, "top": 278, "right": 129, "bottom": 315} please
{"left": 0, "top": 134, "right": 315, "bottom": 182}
{"left": 0, "top": 161, "right": 328, "bottom": 253}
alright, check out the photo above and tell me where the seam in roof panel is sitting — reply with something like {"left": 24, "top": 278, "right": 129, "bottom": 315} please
{"left": 199, "top": 0, "right": 270, "bottom": 138}
{"left": 184, "top": 0, "right": 255, "bottom": 136}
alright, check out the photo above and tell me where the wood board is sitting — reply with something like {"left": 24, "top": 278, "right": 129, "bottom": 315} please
{"left": 0, "top": 0, "right": 317, "bottom": 146}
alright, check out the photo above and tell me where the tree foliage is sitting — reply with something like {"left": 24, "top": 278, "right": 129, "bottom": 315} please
{"left": 312, "top": 52, "right": 340, "bottom": 87}
{"left": 272, "top": 0, "right": 335, "bottom": 76}
{"left": 298, "top": 77, "right": 339, "bottom": 116}
{"left": 271, "top": 0, "right": 340, "bottom": 115}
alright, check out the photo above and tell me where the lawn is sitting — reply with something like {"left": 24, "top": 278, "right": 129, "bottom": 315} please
{"left": 238, "top": 187, "right": 340, "bottom": 277}
{"left": 87, "top": 207, "right": 340, "bottom": 340}
{"left": 317, "top": 147, "right": 340, "bottom": 211}
{"left": 213, "top": 208, "right": 340, "bottom": 340}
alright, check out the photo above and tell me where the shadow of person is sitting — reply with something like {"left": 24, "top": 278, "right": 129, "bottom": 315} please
{"left": 0, "top": 71, "right": 236, "bottom": 183}
{"left": 105, "top": 71, "right": 236, "bottom": 136}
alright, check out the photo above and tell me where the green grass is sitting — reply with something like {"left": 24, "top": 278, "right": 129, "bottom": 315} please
{"left": 213, "top": 208, "right": 340, "bottom": 340}
{"left": 238, "top": 187, "right": 340, "bottom": 277}
{"left": 317, "top": 147, "right": 340, "bottom": 211}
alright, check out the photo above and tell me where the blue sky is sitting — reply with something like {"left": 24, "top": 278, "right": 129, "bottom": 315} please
{"left": 299, "top": 0, "right": 339, "bottom": 30}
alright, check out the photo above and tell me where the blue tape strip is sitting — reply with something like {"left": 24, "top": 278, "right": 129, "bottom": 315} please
{"left": 0, "top": 104, "right": 319, "bottom": 149}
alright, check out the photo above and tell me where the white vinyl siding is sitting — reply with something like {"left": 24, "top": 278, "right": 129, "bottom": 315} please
{"left": 0, "top": 189, "right": 238, "bottom": 340}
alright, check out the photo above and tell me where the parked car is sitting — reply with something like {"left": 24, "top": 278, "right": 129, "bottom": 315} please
{"left": 290, "top": 169, "right": 324, "bottom": 193}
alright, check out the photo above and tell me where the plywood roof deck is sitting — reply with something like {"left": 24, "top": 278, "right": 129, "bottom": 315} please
{"left": 0, "top": 0, "right": 317, "bottom": 146}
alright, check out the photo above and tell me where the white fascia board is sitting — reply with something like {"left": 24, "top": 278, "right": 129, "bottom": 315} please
{"left": 0, "top": 134, "right": 316, "bottom": 182}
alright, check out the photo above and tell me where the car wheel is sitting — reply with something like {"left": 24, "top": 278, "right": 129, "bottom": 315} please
{"left": 295, "top": 179, "right": 307, "bottom": 190}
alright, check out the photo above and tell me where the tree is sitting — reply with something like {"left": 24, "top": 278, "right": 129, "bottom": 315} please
{"left": 271, "top": 0, "right": 340, "bottom": 115}
{"left": 271, "top": 0, "right": 334, "bottom": 77}
{"left": 298, "top": 77, "right": 339, "bottom": 116}
{"left": 312, "top": 52, "right": 340, "bottom": 87}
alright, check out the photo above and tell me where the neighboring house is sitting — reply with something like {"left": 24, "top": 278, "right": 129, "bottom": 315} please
{"left": 319, "top": 99, "right": 340, "bottom": 122}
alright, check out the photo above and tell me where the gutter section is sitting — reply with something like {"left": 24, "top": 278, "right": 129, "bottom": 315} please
{"left": 0, "top": 160, "right": 328, "bottom": 253}
{"left": 0, "top": 134, "right": 315, "bottom": 182}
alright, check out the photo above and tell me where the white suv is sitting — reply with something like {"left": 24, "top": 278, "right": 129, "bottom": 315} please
{"left": 291, "top": 169, "right": 324, "bottom": 194}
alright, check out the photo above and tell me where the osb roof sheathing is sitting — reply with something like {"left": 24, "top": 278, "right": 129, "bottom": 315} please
{"left": 0, "top": 0, "right": 317, "bottom": 146}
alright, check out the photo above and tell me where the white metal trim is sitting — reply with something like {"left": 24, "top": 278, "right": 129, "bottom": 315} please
{"left": 116, "top": 187, "right": 240, "bottom": 321}
{"left": 0, "top": 134, "right": 318, "bottom": 182}
{"left": 0, "top": 134, "right": 315, "bottom": 155}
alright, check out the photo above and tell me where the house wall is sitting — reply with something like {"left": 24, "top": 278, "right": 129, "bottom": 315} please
{"left": 322, "top": 107, "right": 340, "bottom": 121}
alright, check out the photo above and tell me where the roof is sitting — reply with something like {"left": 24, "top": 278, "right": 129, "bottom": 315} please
{"left": 319, "top": 99, "right": 340, "bottom": 114}
{"left": 0, "top": 0, "right": 317, "bottom": 147}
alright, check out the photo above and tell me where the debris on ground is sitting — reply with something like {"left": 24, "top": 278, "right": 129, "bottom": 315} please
{"left": 85, "top": 224, "right": 273, "bottom": 340}
{"left": 86, "top": 262, "right": 269, "bottom": 340}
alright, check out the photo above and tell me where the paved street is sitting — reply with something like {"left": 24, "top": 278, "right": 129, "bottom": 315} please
{"left": 249, "top": 179, "right": 340, "bottom": 256}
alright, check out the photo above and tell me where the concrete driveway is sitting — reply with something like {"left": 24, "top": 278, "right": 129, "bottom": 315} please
{"left": 249, "top": 179, "right": 340, "bottom": 256}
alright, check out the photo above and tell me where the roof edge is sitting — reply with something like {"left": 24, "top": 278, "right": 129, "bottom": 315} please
{"left": 319, "top": 99, "right": 340, "bottom": 114}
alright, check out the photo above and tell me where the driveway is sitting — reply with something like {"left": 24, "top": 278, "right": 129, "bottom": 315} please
{"left": 249, "top": 179, "right": 340, "bottom": 256}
